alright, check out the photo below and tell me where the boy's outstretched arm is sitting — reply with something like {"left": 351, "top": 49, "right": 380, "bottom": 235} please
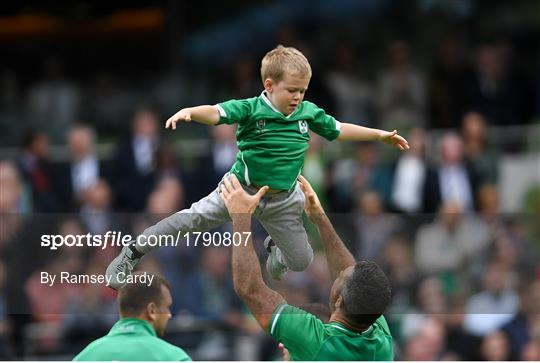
{"left": 337, "top": 123, "right": 409, "bottom": 150}
{"left": 165, "top": 105, "right": 220, "bottom": 129}
{"left": 298, "top": 175, "right": 356, "bottom": 281}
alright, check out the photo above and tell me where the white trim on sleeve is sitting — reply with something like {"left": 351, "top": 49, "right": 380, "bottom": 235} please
{"left": 270, "top": 304, "right": 288, "bottom": 335}
{"left": 215, "top": 104, "right": 227, "bottom": 118}
{"left": 335, "top": 120, "right": 342, "bottom": 131}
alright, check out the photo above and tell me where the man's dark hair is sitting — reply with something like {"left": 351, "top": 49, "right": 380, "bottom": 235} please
{"left": 118, "top": 274, "right": 171, "bottom": 317}
{"left": 341, "top": 261, "right": 392, "bottom": 327}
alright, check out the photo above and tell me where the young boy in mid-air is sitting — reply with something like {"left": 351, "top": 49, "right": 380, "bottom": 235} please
{"left": 106, "top": 45, "right": 409, "bottom": 290}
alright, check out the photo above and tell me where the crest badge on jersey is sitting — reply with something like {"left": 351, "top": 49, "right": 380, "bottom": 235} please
{"left": 257, "top": 119, "right": 266, "bottom": 129}
{"left": 298, "top": 120, "right": 309, "bottom": 134}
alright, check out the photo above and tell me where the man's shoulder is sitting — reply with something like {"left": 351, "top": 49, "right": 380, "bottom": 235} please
{"left": 72, "top": 336, "right": 110, "bottom": 360}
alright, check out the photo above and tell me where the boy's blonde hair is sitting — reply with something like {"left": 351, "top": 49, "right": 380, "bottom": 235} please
{"left": 260, "top": 45, "right": 312, "bottom": 83}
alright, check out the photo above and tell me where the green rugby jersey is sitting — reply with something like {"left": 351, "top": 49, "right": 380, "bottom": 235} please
{"left": 73, "top": 318, "right": 191, "bottom": 361}
{"left": 217, "top": 92, "right": 341, "bottom": 190}
{"left": 269, "top": 304, "right": 393, "bottom": 361}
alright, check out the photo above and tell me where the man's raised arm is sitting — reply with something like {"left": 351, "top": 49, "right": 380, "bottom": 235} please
{"left": 219, "top": 175, "right": 286, "bottom": 332}
{"left": 298, "top": 175, "right": 356, "bottom": 281}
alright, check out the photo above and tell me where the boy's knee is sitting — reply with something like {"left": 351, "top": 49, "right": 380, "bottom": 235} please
{"left": 288, "top": 249, "right": 313, "bottom": 272}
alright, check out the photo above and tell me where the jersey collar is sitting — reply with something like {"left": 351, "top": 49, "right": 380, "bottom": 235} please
{"left": 328, "top": 321, "right": 373, "bottom": 335}
{"left": 110, "top": 318, "right": 158, "bottom": 337}
{"left": 260, "top": 91, "right": 300, "bottom": 119}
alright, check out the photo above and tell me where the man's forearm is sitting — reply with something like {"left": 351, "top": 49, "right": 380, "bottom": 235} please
{"left": 337, "top": 123, "right": 383, "bottom": 141}
{"left": 188, "top": 105, "right": 220, "bottom": 125}
{"left": 231, "top": 216, "right": 266, "bottom": 295}
{"left": 313, "top": 214, "right": 356, "bottom": 280}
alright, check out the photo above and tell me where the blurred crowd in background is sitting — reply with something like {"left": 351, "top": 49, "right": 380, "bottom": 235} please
{"left": 0, "top": 0, "right": 539, "bottom": 360}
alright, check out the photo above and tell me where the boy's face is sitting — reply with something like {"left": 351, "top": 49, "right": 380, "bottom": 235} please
{"left": 264, "top": 73, "right": 310, "bottom": 115}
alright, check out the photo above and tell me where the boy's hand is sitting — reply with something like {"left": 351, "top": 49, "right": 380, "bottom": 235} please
{"left": 219, "top": 174, "right": 268, "bottom": 219}
{"left": 165, "top": 108, "right": 192, "bottom": 130}
{"left": 298, "top": 175, "right": 325, "bottom": 223}
{"left": 379, "top": 130, "right": 409, "bottom": 151}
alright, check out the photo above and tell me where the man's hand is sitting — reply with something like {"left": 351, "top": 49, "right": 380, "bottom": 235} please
{"left": 298, "top": 175, "right": 325, "bottom": 223}
{"left": 379, "top": 129, "right": 409, "bottom": 151}
{"left": 278, "top": 343, "right": 290, "bottom": 361}
{"left": 219, "top": 174, "right": 269, "bottom": 218}
{"left": 165, "top": 108, "right": 192, "bottom": 130}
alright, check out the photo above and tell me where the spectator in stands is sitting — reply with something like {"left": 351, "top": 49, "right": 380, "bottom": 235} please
{"left": 61, "top": 266, "right": 116, "bottom": 355}
{"left": 302, "top": 136, "right": 326, "bottom": 205}
{"left": 354, "top": 190, "right": 402, "bottom": 261}
{"left": 328, "top": 142, "right": 387, "bottom": 212}
{"left": 189, "top": 247, "right": 245, "bottom": 360}
{"left": 111, "top": 108, "right": 160, "bottom": 211}
{"left": 0, "top": 259, "right": 13, "bottom": 359}
{"left": 17, "top": 131, "right": 60, "bottom": 212}
{"left": 461, "top": 112, "right": 498, "bottom": 185}
{"left": 380, "top": 236, "right": 417, "bottom": 316}
{"left": 26, "top": 55, "right": 80, "bottom": 142}
{"left": 377, "top": 41, "right": 427, "bottom": 130}
{"left": 325, "top": 45, "right": 374, "bottom": 125}
{"left": 463, "top": 43, "right": 524, "bottom": 126}
{"left": 464, "top": 262, "right": 519, "bottom": 337}
{"left": 388, "top": 128, "right": 429, "bottom": 214}
{"left": 147, "top": 177, "right": 185, "bottom": 216}
{"left": 79, "top": 179, "right": 115, "bottom": 235}
{"left": 442, "top": 296, "right": 479, "bottom": 360}
{"left": 423, "top": 132, "right": 478, "bottom": 213}
{"left": 401, "top": 276, "right": 448, "bottom": 341}
{"left": 477, "top": 330, "right": 514, "bottom": 360}
{"left": 154, "top": 143, "right": 184, "bottom": 182}
{"left": 403, "top": 316, "right": 448, "bottom": 360}
{"left": 129, "top": 176, "right": 189, "bottom": 317}
{"left": 521, "top": 340, "right": 540, "bottom": 361}
{"left": 0, "top": 160, "right": 26, "bottom": 252}
{"left": 415, "top": 201, "right": 490, "bottom": 276}
{"left": 25, "top": 246, "right": 84, "bottom": 324}
{"left": 503, "top": 281, "right": 540, "bottom": 359}
{"left": 428, "top": 37, "right": 470, "bottom": 128}
{"left": 210, "top": 124, "right": 238, "bottom": 186}
{"left": 73, "top": 274, "right": 191, "bottom": 361}
{"left": 56, "top": 124, "right": 103, "bottom": 211}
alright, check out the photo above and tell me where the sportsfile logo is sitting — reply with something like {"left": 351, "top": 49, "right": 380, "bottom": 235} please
{"left": 40, "top": 231, "right": 251, "bottom": 250}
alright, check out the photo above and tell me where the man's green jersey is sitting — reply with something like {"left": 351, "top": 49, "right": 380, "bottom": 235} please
{"left": 269, "top": 304, "right": 393, "bottom": 361}
{"left": 73, "top": 318, "right": 191, "bottom": 361}
{"left": 217, "top": 92, "right": 341, "bottom": 191}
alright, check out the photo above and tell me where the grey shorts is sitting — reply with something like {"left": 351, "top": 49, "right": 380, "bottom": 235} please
{"left": 138, "top": 174, "right": 313, "bottom": 271}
